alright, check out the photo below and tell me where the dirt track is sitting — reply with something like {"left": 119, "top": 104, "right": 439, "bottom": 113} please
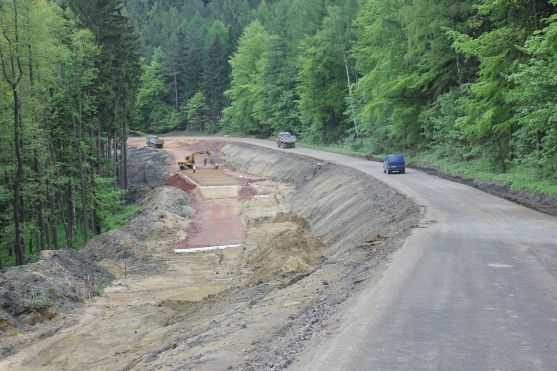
{"left": 0, "top": 138, "right": 418, "bottom": 370}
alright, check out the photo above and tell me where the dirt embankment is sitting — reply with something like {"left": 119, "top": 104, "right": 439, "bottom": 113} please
{"left": 126, "top": 146, "right": 173, "bottom": 202}
{"left": 137, "top": 143, "right": 419, "bottom": 370}
{"left": 222, "top": 143, "right": 417, "bottom": 256}
{"left": 0, "top": 140, "right": 419, "bottom": 370}
{"left": 0, "top": 146, "right": 186, "bottom": 356}
{"left": 0, "top": 249, "right": 113, "bottom": 356}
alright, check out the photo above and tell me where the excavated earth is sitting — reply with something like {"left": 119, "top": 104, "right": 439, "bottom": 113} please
{"left": 0, "top": 139, "right": 419, "bottom": 370}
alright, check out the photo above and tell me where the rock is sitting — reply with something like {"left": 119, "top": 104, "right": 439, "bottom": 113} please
{"left": 0, "top": 316, "right": 16, "bottom": 333}
{"left": 21, "top": 310, "right": 43, "bottom": 326}
{"left": 40, "top": 306, "right": 57, "bottom": 320}
{"left": 20, "top": 306, "right": 57, "bottom": 326}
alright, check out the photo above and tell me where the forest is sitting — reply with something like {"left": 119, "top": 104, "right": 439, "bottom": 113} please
{"left": 1, "top": 0, "right": 556, "bottom": 266}
{"left": 128, "top": 0, "right": 556, "bottom": 177}
{"left": 0, "top": 0, "right": 140, "bottom": 267}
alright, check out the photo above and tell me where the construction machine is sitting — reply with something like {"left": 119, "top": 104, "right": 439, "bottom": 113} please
{"left": 178, "top": 150, "right": 220, "bottom": 170}
{"left": 146, "top": 135, "right": 164, "bottom": 148}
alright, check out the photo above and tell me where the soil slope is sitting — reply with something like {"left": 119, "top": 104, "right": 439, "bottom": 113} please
{"left": 0, "top": 139, "right": 418, "bottom": 370}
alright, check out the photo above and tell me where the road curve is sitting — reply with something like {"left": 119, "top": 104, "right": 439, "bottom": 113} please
{"left": 224, "top": 138, "right": 557, "bottom": 370}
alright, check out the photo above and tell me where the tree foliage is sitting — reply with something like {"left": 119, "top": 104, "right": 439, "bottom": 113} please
{"left": 0, "top": 0, "right": 140, "bottom": 266}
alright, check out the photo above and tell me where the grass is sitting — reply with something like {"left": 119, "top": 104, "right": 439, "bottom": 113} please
{"left": 408, "top": 151, "right": 557, "bottom": 200}
{"left": 101, "top": 205, "right": 142, "bottom": 232}
{"left": 299, "top": 138, "right": 384, "bottom": 159}
{"left": 96, "top": 279, "right": 108, "bottom": 295}
{"left": 33, "top": 294, "right": 54, "bottom": 307}
{"left": 297, "top": 139, "right": 557, "bottom": 202}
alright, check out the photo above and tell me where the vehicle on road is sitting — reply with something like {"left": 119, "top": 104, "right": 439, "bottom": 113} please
{"left": 383, "top": 154, "right": 406, "bottom": 174}
{"left": 146, "top": 135, "right": 164, "bottom": 148}
{"left": 276, "top": 132, "right": 296, "bottom": 148}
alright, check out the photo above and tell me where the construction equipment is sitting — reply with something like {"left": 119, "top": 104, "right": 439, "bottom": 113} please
{"left": 178, "top": 150, "right": 220, "bottom": 170}
{"left": 146, "top": 135, "right": 164, "bottom": 148}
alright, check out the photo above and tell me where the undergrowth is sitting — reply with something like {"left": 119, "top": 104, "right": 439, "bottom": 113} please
{"left": 0, "top": 204, "right": 142, "bottom": 270}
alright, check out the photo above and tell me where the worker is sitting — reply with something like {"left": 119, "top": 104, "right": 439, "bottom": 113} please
{"left": 204, "top": 157, "right": 208, "bottom": 167}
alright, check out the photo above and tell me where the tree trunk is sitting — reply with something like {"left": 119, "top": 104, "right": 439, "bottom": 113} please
{"left": 173, "top": 63, "right": 179, "bottom": 111}
{"left": 77, "top": 73, "right": 89, "bottom": 241}
{"left": 532, "top": 0, "right": 539, "bottom": 30}
{"left": 0, "top": 0, "right": 26, "bottom": 265}
{"left": 452, "top": 17, "right": 463, "bottom": 84}
{"left": 60, "top": 187, "right": 72, "bottom": 249}
{"left": 12, "top": 89, "right": 25, "bottom": 265}
{"left": 49, "top": 188, "right": 58, "bottom": 250}
{"left": 343, "top": 50, "right": 360, "bottom": 140}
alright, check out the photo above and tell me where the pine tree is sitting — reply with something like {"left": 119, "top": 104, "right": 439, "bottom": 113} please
{"left": 185, "top": 91, "right": 210, "bottom": 131}
{"left": 201, "top": 21, "right": 230, "bottom": 123}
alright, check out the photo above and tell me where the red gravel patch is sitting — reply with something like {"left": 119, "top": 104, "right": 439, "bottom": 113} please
{"left": 165, "top": 174, "right": 197, "bottom": 193}
{"left": 175, "top": 199, "right": 245, "bottom": 249}
{"left": 238, "top": 184, "right": 274, "bottom": 200}
{"left": 239, "top": 186, "right": 258, "bottom": 200}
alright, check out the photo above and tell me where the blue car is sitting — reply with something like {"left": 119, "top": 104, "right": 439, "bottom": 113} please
{"left": 383, "top": 154, "right": 406, "bottom": 174}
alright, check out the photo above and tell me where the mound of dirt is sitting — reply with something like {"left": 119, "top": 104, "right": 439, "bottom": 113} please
{"left": 243, "top": 213, "right": 324, "bottom": 285}
{"left": 239, "top": 185, "right": 258, "bottom": 200}
{"left": 0, "top": 249, "right": 113, "bottom": 328}
{"left": 83, "top": 230, "right": 148, "bottom": 261}
{"left": 84, "top": 186, "right": 194, "bottom": 264}
{"left": 126, "top": 147, "right": 173, "bottom": 202}
{"left": 165, "top": 174, "right": 197, "bottom": 193}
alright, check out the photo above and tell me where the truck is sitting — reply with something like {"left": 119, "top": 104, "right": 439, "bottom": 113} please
{"left": 276, "top": 132, "right": 296, "bottom": 148}
{"left": 146, "top": 135, "right": 164, "bottom": 149}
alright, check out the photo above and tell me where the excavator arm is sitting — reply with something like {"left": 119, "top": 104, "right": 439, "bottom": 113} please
{"left": 178, "top": 150, "right": 219, "bottom": 170}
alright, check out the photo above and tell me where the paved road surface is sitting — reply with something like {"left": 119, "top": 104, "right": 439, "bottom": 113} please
{"left": 229, "top": 138, "right": 557, "bottom": 371}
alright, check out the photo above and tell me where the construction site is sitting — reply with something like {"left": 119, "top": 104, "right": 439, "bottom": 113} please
{"left": 0, "top": 138, "right": 418, "bottom": 369}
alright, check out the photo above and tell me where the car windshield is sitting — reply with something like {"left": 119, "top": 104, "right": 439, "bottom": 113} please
{"left": 279, "top": 132, "right": 292, "bottom": 136}
{"left": 387, "top": 155, "right": 405, "bottom": 163}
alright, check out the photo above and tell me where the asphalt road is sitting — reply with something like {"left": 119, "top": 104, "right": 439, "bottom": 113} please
{"left": 230, "top": 138, "right": 557, "bottom": 371}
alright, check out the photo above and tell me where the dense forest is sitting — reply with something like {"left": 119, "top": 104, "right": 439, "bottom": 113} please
{"left": 128, "top": 0, "right": 556, "bottom": 174}
{"left": 1, "top": 0, "right": 556, "bottom": 266}
{"left": 0, "top": 0, "right": 140, "bottom": 266}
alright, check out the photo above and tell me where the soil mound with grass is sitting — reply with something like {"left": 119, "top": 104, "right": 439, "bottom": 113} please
{"left": 84, "top": 186, "right": 194, "bottom": 264}
{"left": 0, "top": 249, "right": 113, "bottom": 333}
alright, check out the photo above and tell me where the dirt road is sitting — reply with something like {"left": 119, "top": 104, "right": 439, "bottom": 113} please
{"left": 224, "top": 138, "right": 557, "bottom": 371}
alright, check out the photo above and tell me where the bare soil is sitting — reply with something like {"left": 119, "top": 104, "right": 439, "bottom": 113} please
{"left": 0, "top": 138, "right": 419, "bottom": 370}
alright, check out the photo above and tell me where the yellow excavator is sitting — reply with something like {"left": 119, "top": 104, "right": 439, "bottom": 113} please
{"left": 178, "top": 150, "right": 219, "bottom": 170}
